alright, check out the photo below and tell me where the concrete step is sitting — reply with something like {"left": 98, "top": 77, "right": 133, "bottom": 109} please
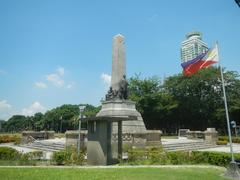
{"left": 19, "top": 141, "right": 65, "bottom": 152}
{"left": 163, "top": 143, "right": 215, "bottom": 149}
{"left": 31, "top": 143, "right": 65, "bottom": 148}
{"left": 162, "top": 141, "right": 217, "bottom": 152}
{"left": 19, "top": 144, "right": 61, "bottom": 152}
{"left": 21, "top": 144, "right": 64, "bottom": 151}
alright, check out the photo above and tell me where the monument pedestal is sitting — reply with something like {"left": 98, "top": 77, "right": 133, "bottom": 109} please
{"left": 96, "top": 100, "right": 162, "bottom": 148}
{"left": 96, "top": 100, "right": 147, "bottom": 134}
{"left": 204, "top": 128, "right": 218, "bottom": 144}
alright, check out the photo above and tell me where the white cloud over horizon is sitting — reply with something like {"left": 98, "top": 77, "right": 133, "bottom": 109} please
{"left": 56, "top": 66, "right": 65, "bottom": 76}
{"left": 66, "top": 82, "right": 75, "bottom": 89}
{"left": 22, "top": 101, "right": 45, "bottom": 116}
{"left": 35, "top": 82, "right": 47, "bottom": 89}
{"left": 0, "top": 100, "right": 12, "bottom": 120}
{"left": 46, "top": 73, "right": 65, "bottom": 87}
{"left": 40, "top": 66, "right": 75, "bottom": 89}
{"left": 101, "top": 73, "right": 111, "bottom": 87}
{"left": 0, "top": 100, "right": 11, "bottom": 109}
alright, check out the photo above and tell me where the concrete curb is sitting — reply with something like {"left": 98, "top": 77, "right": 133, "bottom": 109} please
{"left": 0, "top": 165, "right": 226, "bottom": 170}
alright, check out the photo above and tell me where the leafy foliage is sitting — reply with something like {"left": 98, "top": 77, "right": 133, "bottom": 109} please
{"left": 51, "top": 147, "right": 86, "bottom": 165}
{"left": 2, "top": 104, "right": 100, "bottom": 133}
{"left": 0, "top": 135, "right": 21, "bottom": 144}
{"left": 0, "top": 147, "right": 20, "bottom": 160}
{"left": 125, "top": 148, "right": 240, "bottom": 167}
{"left": 129, "top": 67, "right": 240, "bottom": 133}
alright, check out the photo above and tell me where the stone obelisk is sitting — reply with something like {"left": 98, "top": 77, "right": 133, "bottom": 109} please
{"left": 111, "top": 34, "right": 126, "bottom": 92}
{"left": 96, "top": 34, "right": 147, "bottom": 133}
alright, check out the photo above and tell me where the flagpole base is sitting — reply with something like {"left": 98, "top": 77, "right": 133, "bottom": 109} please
{"left": 224, "top": 161, "right": 240, "bottom": 179}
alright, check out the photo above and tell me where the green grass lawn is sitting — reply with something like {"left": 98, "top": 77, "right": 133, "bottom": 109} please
{"left": 0, "top": 167, "right": 229, "bottom": 180}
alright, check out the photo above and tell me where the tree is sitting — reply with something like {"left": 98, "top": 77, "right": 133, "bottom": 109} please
{"left": 164, "top": 67, "right": 240, "bottom": 132}
{"left": 128, "top": 75, "right": 178, "bottom": 132}
{"left": 2, "top": 104, "right": 100, "bottom": 133}
{"left": 4, "top": 115, "right": 29, "bottom": 132}
{"left": 128, "top": 68, "right": 240, "bottom": 134}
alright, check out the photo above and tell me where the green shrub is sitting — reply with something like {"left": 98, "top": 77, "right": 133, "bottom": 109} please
{"left": 52, "top": 148, "right": 86, "bottom": 165}
{"left": 166, "top": 151, "right": 190, "bottom": 165}
{"left": 218, "top": 136, "right": 228, "bottom": 141}
{"left": 147, "top": 147, "right": 168, "bottom": 165}
{"left": 127, "top": 147, "right": 168, "bottom": 165}
{"left": 191, "top": 151, "right": 232, "bottom": 167}
{"left": 52, "top": 151, "right": 66, "bottom": 165}
{"left": 218, "top": 136, "right": 240, "bottom": 144}
{"left": 125, "top": 148, "right": 240, "bottom": 167}
{"left": 207, "top": 152, "right": 229, "bottom": 166}
{"left": 233, "top": 137, "right": 240, "bottom": 144}
{"left": 190, "top": 151, "right": 208, "bottom": 164}
{"left": 0, "top": 147, "right": 20, "bottom": 160}
{"left": 18, "top": 151, "right": 43, "bottom": 166}
{"left": 0, "top": 135, "right": 21, "bottom": 144}
{"left": 216, "top": 140, "right": 228, "bottom": 145}
{"left": 21, "top": 151, "right": 43, "bottom": 161}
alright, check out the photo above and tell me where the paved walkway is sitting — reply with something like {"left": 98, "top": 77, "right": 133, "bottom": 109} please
{"left": 199, "top": 143, "right": 240, "bottom": 153}
{"left": 161, "top": 138, "right": 203, "bottom": 144}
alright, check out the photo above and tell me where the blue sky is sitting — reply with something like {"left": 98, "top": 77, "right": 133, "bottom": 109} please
{"left": 0, "top": 0, "right": 239, "bottom": 120}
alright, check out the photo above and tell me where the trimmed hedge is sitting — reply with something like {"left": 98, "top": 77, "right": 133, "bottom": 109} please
{"left": 216, "top": 140, "right": 228, "bottom": 145}
{"left": 0, "top": 147, "right": 45, "bottom": 166}
{"left": 51, "top": 147, "right": 86, "bottom": 165}
{"left": 0, "top": 147, "right": 20, "bottom": 160}
{"left": 219, "top": 136, "right": 240, "bottom": 144}
{"left": 0, "top": 135, "right": 21, "bottom": 144}
{"left": 126, "top": 148, "right": 240, "bottom": 167}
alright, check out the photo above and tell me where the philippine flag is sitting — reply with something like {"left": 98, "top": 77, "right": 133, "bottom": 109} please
{"left": 181, "top": 44, "right": 219, "bottom": 76}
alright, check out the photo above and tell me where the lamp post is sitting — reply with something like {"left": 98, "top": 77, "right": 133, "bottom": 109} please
{"left": 60, "top": 116, "right": 63, "bottom": 133}
{"left": 78, "top": 105, "right": 86, "bottom": 156}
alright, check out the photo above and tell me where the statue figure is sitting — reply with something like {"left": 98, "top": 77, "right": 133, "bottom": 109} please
{"left": 106, "top": 86, "right": 115, "bottom": 101}
{"left": 118, "top": 75, "right": 128, "bottom": 100}
{"left": 105, "top": 75, "right": 128, "bottom": 101}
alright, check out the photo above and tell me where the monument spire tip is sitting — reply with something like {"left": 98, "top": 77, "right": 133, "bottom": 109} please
{"left": 114, "top": 34, "right": 124, "bottom": 39}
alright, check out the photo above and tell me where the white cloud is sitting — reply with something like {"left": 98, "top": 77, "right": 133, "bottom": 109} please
{"left": 46, "top": 73, "right": 64, "bottom": 87}
{"left": 101, "top": 73, "right": 111, "bottom": 87}
{"left": 0, "top": 100, "right": 11, "bottom": 109}
{"left": 66, "top": 82, "right": 75, "bottom": 89}
{"left": 22, "top": 101, "right": 45, "bottom": 116}
{"left": 0, "top": 100, "right": 12, "bottom": 120}
{"left": 56, "top": 67, "right": 65, "bottom": 76}
{"left": 35, "top": 82, "right": 47, "bottom": 89}
{"left": 36, "top": 66, "right": 74, "bottom": 89}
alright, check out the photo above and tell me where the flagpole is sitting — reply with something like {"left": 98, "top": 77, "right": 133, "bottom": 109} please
{"left": 217, "top": 42, "right": 235, "bottom": 163}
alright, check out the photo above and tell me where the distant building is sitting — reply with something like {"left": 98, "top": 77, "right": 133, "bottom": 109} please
{"left": 181, "top": 31, "right": 208, "bottom": 63}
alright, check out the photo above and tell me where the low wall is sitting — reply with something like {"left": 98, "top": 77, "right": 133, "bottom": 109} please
{"left": 21, "top": 131, "right": 55, "bottom": 144}
{"left": 112, "top": 130, "right": 162, "bottom": 148}
{"left": 186, "top": 128, "right": 218, "bottom": 144}
{"left": 65, "top": 130, "right": 87, "bottom": 150}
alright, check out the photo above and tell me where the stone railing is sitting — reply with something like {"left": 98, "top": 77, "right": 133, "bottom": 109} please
{"left": 21, "top": 131, "right": 55, "bottom": 144}
{"left": 112, "top": 130, "right": 162, "bottom": 148}
{"left": 186, "top": 128, "right": 218, "bottom": 144}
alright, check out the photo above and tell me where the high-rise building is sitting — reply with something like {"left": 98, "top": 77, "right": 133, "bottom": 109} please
{"left": 181, "top": 31, "right": 208, "bottom": 62}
